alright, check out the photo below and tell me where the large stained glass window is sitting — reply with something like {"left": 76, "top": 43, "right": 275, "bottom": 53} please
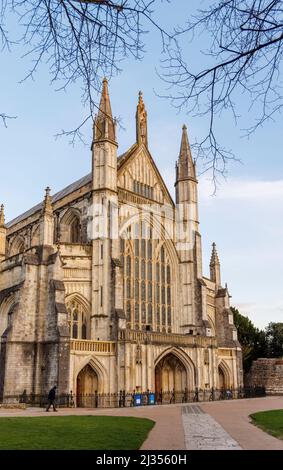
{"left": 121, "top": 220, "right": 173, "bottom": 332}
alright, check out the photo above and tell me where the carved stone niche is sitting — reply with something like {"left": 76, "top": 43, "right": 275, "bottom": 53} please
{"left": 204, "top": 349, "right": 209, "bottom": 365}
{"left": 116, "top": 309, "right": 126, "bottom": 331}
{"left": 136, "top": 343, "right": 142, "bottom": 365}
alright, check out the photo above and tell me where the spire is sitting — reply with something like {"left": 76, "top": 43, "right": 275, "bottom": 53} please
{"left": 136, "top": 91, "right": 148, "bottom": 147}
{"left": 210, "top": 242, "right": 221, "bottom": 285}
{"left": 176, "top": 125, "right": 196, "bottom": 181}
{"left": 210, "top": 242, "right": 220, "bottom": 266}
{"left": 93, "top": 78, "right": 116, "bottom": 143}
{"left": 42, "top": 186, "right": 53, "bottom": 215}
{"left": 40, "top": 187, "right": 54, "bottom": 246}
{"left": 0, "top": 204, "right": 5, "bottom": 226}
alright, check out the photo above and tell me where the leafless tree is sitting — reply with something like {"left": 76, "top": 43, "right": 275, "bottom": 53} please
{"left": 0, "top": 0, "right": 15, "bottom": 126}
{"left": 160, "top": 0, "right": 283, "bottom": 183}
{"left": 0, "top": 0, "right": 176, "bottom": 141}
{"left": 1, "top": 1, "right": 283, "bottom": 182}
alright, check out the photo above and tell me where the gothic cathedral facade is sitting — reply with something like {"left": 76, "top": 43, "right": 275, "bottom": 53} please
{"left": 0, "top": 80, "right": 242, "bottom": 402}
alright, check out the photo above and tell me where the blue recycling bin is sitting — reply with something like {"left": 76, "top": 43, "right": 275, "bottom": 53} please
{"left": 148, "top": 393, "right": 155, "bottom": 405}
{"left": 134, "top": 393, "right": 142, "bottom": 406}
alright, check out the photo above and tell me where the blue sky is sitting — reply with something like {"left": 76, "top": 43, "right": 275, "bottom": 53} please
{"left": 0, "top": 1, "right": 282, "bottom": 329}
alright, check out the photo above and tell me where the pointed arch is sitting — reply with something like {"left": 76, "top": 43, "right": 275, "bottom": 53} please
{"left": 65, "top": 293, "right": 90, "bottom": 340}
{"left": 0, "top": 295, "right": 16, "bottom": 342}
{"left": 154, "top": 347, "right": 196, "bottom": 390}
{"left": 207, "top": 315, "right": 216, "bottom": 336}
{"left": 218, "top": 360, "right": 232, "bottom": 388}
{"left": 60, "top": 207, "right": 82, "bottom": 243}
{"left": 65, "top": 292, "right": 90, "bottom": 311}
{"left": 119, "top": 211, "right": 178, "bottom": 266}
{"left": 9, "top": 235, "right": 25, "bottom": 257}
{"left": 75, "top": 355, "right": 108, "bottom": 394}
{"left": 119, "top": 212, "right": 178, "bottom": 333}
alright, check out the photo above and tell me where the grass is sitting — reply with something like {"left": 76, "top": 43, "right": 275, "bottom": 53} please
{"left": 250, "top": 409, "right": 283, "bottom": 440}
{"left": 0, "top": 415, "right": 155, "bottom": 450}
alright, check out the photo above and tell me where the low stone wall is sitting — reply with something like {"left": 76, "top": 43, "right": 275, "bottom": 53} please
{"left": 245, "top": 358, "right": 283, "bottom": 395}
{"left": 0, "top": 403, "right": 27, "bottom": 409}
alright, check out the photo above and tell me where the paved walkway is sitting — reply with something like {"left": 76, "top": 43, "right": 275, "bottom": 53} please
{"left": 200, "top": 396, "right": 283, "bottom": 450}
{"left": 0, "top": 397, "right": 283, "bottom": 450}
{"left": 182, "top": 405, "right": 241, "bottom": 450}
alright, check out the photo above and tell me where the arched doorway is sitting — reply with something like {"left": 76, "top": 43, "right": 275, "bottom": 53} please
{"left": 218, "top": 366, "right": 225, "bottom": 389}
{"left": 218, "top": 362, "right": 231, "bottom": 389}
{"left": 155, "top": 353, "right": 187, "bottom": 394}
{"left": 76, "top": 364, "right": 98, "bottom": 407}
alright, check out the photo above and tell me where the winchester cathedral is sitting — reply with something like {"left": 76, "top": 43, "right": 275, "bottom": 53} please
{"left": 0, "top": 80, "right": 242, "bottom": 403}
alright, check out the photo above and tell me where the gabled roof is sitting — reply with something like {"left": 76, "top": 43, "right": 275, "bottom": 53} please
{"left": 117, "top": 142, "right": 175, "bottom": 206}
{"left": 7, "top": 143, "right": 174, "bottom": 229}
{"left": 6, "top": 173, "right": 92, "bottom": 228}
{"left": 117, "top": 143, "right": 138, "bottom": 168}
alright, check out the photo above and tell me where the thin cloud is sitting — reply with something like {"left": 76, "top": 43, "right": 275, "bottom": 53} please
{"left": 199, "top": 178, "right": 283, "bottom": 202}
{"left": 160, "top": 169, "right": 283, "bottom": 204}
{"left": 234, "top": 302, "right": 283, "bottom": 329}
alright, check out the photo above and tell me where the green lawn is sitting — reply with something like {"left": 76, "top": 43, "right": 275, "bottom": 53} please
{"left": 0, "top": 416, "right": 155, "bottom": 450}
{"left": 250, "top": 409, "right": 283, "bottom": 440}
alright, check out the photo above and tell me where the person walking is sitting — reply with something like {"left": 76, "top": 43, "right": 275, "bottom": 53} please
{"left": 46, "top": 386, "right": 58, "bottom": 412}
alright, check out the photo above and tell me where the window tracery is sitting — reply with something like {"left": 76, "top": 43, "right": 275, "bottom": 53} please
{"left": 66, "top": 298, "right": 88, "bottom": 339}
{"left": 121, "top": 220, "right": 173, "bottom": 332}
{"left": 70, "top": 216, "right": 81, "bottom": 243}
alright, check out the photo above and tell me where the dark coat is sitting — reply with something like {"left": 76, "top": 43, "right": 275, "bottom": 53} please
{"left": 48, "top": 387, "right": 56, "bottom": 400}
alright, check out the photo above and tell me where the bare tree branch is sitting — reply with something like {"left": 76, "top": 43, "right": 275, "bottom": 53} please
{"left": 1, "top": 0, "right": 282, "bottom": 186}
{"left": 0, "top": 0, "right": 16, "bottom": 126}
{"left": 1, "top": 0, "right": 180, "bottom": 139}
{"left": 159, "top": 0, "right": 283, "bottom": 183}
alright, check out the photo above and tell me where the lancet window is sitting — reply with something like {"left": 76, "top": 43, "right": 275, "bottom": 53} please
{"left": 66, "top": 298, "right": 88, "bottom": 339}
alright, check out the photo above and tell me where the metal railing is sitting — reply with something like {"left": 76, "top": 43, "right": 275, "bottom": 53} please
{"left": 1, "top": 386, "right": 266, "bottom": 409}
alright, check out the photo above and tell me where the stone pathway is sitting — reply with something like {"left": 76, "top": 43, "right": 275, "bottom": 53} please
{"left": 0, "top": 397, "right": 283, "bottom": 450}
{"left": 201, "top": 396, "right": 283, "bottom": 450}
{"left": 182, "top": 405, "right": 242, "bottom": 450}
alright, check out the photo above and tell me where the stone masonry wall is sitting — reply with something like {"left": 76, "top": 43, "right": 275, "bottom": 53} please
{"left": 245, "top": 358, "right": 283, "bottom": 395}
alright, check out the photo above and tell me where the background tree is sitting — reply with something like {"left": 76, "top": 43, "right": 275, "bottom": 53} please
{"left": 265, "top": 322, "right": 283, "bottom": 357}
{"left": 233, "top": 307, "right": 283, "bottom": 372}
{"left": 232, "top": 307, "right": 267, "bottom": 373}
